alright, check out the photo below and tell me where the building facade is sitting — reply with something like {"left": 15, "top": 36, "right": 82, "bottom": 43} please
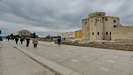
{"left": 82, "top": 12, "right": 120, "bottom": 40}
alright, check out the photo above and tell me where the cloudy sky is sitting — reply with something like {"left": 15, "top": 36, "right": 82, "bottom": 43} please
{"left": 0, "top": 0, "right": 133, "bottom": 37}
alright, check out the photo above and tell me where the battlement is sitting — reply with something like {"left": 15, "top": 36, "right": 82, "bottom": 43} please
{"left": 89, "top": 12, "right": 106, "bottom": 18}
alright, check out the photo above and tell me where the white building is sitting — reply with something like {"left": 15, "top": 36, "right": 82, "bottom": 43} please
{"left": 61, "top": 32, "right": 75, "bottom": 40}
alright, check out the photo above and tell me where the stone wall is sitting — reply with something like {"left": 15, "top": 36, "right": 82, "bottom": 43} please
{"left": 111, "top": 26, "right": 133, "bottom": 42}
{"left": 60, "top": 42, "right": 133, "bottom": 51}
{"left": 82, "top": 19, "right": 90, "bottom": 40}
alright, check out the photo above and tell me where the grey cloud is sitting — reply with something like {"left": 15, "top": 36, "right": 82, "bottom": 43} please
{"left": 0, "top": 0, "right": 133, "bottom": 36}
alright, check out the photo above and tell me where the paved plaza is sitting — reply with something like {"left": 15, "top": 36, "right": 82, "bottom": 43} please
{"left": 0, "top": 40, "right": 133, "bottom": 75}
{"left": 0, "top": 40, "right": 54, "bottom": 75}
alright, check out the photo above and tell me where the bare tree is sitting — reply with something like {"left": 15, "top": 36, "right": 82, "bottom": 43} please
{"left": 18, "top": 30, "right": 31, "bottom": 38}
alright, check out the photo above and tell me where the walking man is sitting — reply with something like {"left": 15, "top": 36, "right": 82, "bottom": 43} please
{"left": 20, "top": 37, "right": 24, "bottom": 44}
{"left": 26, "top": 37, "right": 30, "bottom": 47}
{"left": 15, "top": 37, "right": 19, "bottom": 44}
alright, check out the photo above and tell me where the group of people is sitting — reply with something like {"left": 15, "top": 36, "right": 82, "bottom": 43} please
{"left": 13, "top": 37, "right": 62, "bottom": 48}
{"left": 14, "top": 37, "right": 38, "bottom": 48}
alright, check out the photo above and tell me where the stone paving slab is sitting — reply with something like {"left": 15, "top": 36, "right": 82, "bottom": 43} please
{"left": 9, "top": 41, "right": 82, "bottom": 75}
{"left": 9, "top": 40, "right": 133, "bottom": 75}
{"left": 0, "top": 41, "right": 54, "bottom": 75}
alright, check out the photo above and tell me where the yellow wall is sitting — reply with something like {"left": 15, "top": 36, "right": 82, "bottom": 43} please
{"left": 75, "top": 30, "right": 82, "bottom": 39}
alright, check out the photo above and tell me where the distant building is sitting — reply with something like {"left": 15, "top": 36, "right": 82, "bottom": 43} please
{"left": 75, "top": 30, "right": 82, "bottom": 40}
{"left": 82, "top": 12, "right": 120, "bottom": 40}
{"left": 44, "top": 35, "right": 61, "bottom": 41}
{"left": 61, "top": 32, "right": 75, "bottom": 40}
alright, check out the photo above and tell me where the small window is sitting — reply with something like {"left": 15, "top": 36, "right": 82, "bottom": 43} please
{"left": 110, "top": 32, "right": 111, "bottom": 35}
{"left": 97, "top": 32, "right": 99, "bottom": 35}
{"left": 99, "top": 14, "right": 101, "bottom": 16}
{"left": 85, "top": 22, "right": 87, "bottom": 24}
{"left": 92, "top": 32, "right": 94, "bottom": 35}
{"left": 114, "top": 25, "right": 117, "bottom": 28}
{"left": 114, "top": 20, "right": 116, "bottom": 23}
{"left": 106, "top": 32, "right": 108, "bottom": 35}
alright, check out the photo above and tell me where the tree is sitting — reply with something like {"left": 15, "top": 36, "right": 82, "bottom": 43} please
{"left": 31, "top": 32, "right": 39, "bottom": 38}
{"left": 33, "top": 32, "right": 36, "bottom": 38}
{"left": 46, "top": 35, "right": 50, "bottom": 39}
{"left": 31, "top": 32, "right": 36, "bottom": 38}
{"left": 18, "top": 30, "right": 31, "bottom": 38}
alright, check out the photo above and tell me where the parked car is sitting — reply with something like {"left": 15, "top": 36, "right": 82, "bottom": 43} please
{"left": 0, "top": 37, "right": 3, "bottom": 41}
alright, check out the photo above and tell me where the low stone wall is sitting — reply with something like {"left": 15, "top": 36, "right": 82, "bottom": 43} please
{"left": 60, "top": 42, "right": 133, "bottom": 51}
{"left": 114, "top": 39, "right": 133, "bottom": 43}
{"left": 111, "top": 26, "right": 133, "bottom": 41}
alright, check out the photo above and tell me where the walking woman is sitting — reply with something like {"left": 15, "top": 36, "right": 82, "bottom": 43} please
{"left": 32, "top": 38, "right": 38, "bottom": 48}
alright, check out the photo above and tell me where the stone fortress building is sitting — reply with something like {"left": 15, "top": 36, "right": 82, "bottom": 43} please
{"left": 82, "top": 12, "right": 120, "bottom": 40}
{"left": 60, "top": 12, "right": 133, "bottom": 51}
{"left": 61, "top": 12, "right": 133, "bottom": 42}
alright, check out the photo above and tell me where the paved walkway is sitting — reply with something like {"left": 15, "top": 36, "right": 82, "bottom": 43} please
{"left": 8, "top": 40, "right": 133, "bottom": 75}
{"left": 0, "top": 40, "right": 54, "bottom": 75}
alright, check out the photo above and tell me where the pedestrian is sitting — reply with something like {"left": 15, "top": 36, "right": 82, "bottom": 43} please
{"left": 26, "top": 37, "right": 30, "bottom": 47}
{"left": 57, "top": 37, "right": 61, "bottom": 45}
{"left": 32, "top": 38, "right": 38, "bottom": 48}
{"left": 20, "top": 37, "right": 24, "bottom": 44}
{"left": 10, "top": 37, "right": 12, "bottom": 40}
{"left": 7, "top": 37, "right": 10, "bottom": 41}
{"left": 15, "top": 37, "right": 19, "bottom": 44}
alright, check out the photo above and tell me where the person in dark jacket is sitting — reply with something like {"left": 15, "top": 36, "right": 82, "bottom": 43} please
{"left": 26, "top": 37, "right": 30, "bottom": 47}
{"left": 20, "top": 37, "right": 24, "bottom": 44}
{"left": 8, "top": 37, "right": 10, "bottom": 41}
{"left": 15, "top": 37, "right": 19, "bottom": 44}
{"left": 57, "top": 37, "right": 61, "bottom": 45}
